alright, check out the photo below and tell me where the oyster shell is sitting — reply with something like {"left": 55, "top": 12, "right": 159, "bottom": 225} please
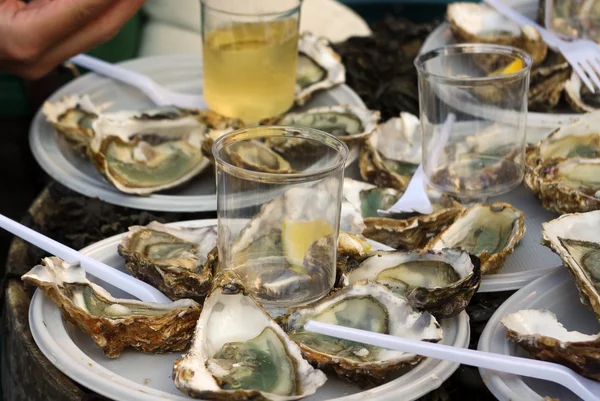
{"left": 173, "top": 272, "right": 327, "bottom": 400}
{"left": 359, "top": 112, "right": 421, "bottom": 190}
{"left": 502, "top": 309, "right": 600, "bottom": 381}
{"left": 282, "top": 281, "right": 443, "bottom": 386}
{"left": 21, "top": 257, "right": 201, "bottom": 358}
{"left": 118, "top": 221, "right": 218, "bottom": 302}
{"left": 343, "top": 178, "right": 464, "bottom": 250}
{"left": 426, "top": 203, "right": 525, "bottom": 274}
{"left": 89, "top": 109, "right": 210, "bottom": 195}
{"left": 447, "top": 3, "right": 547, "bottom": 70}
{"left": 42, "top": 95, "right": 102, "bottom": 155}
{"left": 529, "top": 54, "right": 571, "bottom": 111}
{"left": 343, "top": 249, "right": 481, "bottom": 318}
{"left": 295, "top": 32, "right": 345, "bottom": 106}
{"left": 223, "top": 139, "right": 294, "bottom": 174}
{"left": 263, "top": 105, "right": 380, "bottom": 154}
{"left": 565, "top": 70, "right": 600, "bottom": 113}
{"left": 542, "top": 211, "right": 600, "bottom": 320}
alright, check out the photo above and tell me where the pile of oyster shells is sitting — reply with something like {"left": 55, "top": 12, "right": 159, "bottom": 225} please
{"left": 41, "top": 33, "right": 383, "bottom": 196}
{"left": 447, "top": 2, "right": 600, "bottom": 114}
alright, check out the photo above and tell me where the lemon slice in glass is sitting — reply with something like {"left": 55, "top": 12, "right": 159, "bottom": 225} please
{"left": 282, "top": 218, "right": 334, "bottom": 266}
{"left": 490, "top": 58, "right": 524, "bottom": 76}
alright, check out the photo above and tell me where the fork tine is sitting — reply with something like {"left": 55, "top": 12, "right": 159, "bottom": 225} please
{"left": 570, "top": 58, "right": 596, "bottom": 94}
{"left": 582, "top": 59, "right": 600, "bottom": 92}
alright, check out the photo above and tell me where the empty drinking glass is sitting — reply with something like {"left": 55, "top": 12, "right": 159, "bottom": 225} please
{"left": 415, "top": 44, "right": 533, "bottom": 201}
{"left": 212, "top": 126, "right": 349, "bottom": 308}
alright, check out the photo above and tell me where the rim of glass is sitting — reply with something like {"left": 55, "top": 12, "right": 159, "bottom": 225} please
{"left": 414, "top": 44, "right": 533, "bottom": 83}
{"left": 200, "top": 0, "right": 302, "bottom": 18}
{"left": 212, "top": 126, "right": 349, "bottom": 183}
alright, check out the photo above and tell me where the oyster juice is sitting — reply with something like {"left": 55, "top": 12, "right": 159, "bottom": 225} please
{"left": 203, "top": 19, "right": 299, "bottom": 123}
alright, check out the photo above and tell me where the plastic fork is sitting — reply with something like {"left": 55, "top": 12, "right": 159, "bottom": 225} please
{"left": 305, "top": 321, "right": 600, "bottom": 401}
{"left": 69, "top": 54, "right": 208, "bottom": 110}
{"left": 0, "top": 214, "right": 171, "bottom": 304}
{"left": 485, "top": 0, "right": 600, "bottom": 94}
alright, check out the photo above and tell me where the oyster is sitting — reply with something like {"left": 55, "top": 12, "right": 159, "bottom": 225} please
{"left": 426, "top": 203, "right": 525, "bottom": 274}
{"left": 343, "top": 249, "right": 481, "bottom": 318}
{"left": 282, "top": 281, "right": 443, "bottom": 386}
{"left": 565, "top": 71, "right": 600, "bottom": 113}
{"left": 89, "top": 109, "right": 210, "bottom": 195}
{"left": 359, "top": 112, "right": 421, "bottom": 190}
{"left": 343, "top": 178, "right": 464, "bottom": 250}
{"left": 173, "top": 272, "right": 327, "bottom": 400}
{"left": 502, "top": 309, "right": 600, "bottom": 381}
{"left": 263, "top": 105, "right": 379, "bottom": 156}
{"left": 223, "top": 139, "right": 294, "bottom": 174}
{"left": 295, "top": 32, "right": 345, "bottom": 106}
{"left": 21, "top": 257, "right": 201, "bottom": 358}
{"left": 542, "top": 211, "right": 600, "bottom": 320}
{"left": 42, "top": 95, "right": 102, "bottom": 155}
{"left": 447, "top": 3, "right": 547, "bottom": 70}
{"left": 529, "top": 54, "right": 571, "bottom": 111}
{"left": 118, "top": 221, "right": 218, "bottom": 302}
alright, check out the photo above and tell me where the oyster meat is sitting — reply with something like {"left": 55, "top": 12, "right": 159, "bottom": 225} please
{"left": 426, "top": 203, "right": 525, "bottom": 274}
{"left": 502, "top": 309, "right": 600, "bottom": 381}
{"left": 118, "top": 221, "right": 218, "bottom": 302}
{"left": 21, "top": 257, "right": 201, "bottom": 358}
{"left": 42, "top": 95, "right": 103, "bottom": 155}
{"left": 542, "top": 211, "right": 600, "bottom": 320}
{"left": 263, "top": 105, "right": 380, "bottom": 153}
{"left": 282, "top": 281, "right": 443, "bottom": 386}
{"left": 295, "top": 32, "right": 345, "bottom": 106}
{"left": 173, "top": 272, "right": 327, "bottom": 400}
{"left": 223, "top": 139, "right": 294, "bottom": 174}
{"left": 344, "top": 249, "right": 481, "bottom": 318}
{"left": 447, "top": 2, "right": 547, "bottom": 70}
{"left": 343, "top": 178, "right": 464, "bottom": 250}
{"left": 90, "top": 108, "right": 210, "bottom": 195}
{"left": 359, "top": 112, "right": 421, "bottom": 190}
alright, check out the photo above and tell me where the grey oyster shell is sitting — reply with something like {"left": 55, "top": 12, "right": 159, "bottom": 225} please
{"left": 343, "top": 249, "right": 481, "bottom": 318}
{"left": 118, "top": 221, "right": 218, "bottom": 301}
{"left": 21, "top": 257, "right": 201, "bottom": 358}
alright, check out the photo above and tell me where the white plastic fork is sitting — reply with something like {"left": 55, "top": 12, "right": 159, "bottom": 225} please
{"left": 69, "top": 54, "right": 208, "bottom": 110}
{"left": 305, "top": 321, "right": 600, "bottom": 401}
{"left": 485, "top": 0, "right": 600, "bottom": 94}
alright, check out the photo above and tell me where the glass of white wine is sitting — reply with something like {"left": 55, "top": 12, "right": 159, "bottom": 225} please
{"left": 201, "top": 0, "right": 301, "bottom": 124}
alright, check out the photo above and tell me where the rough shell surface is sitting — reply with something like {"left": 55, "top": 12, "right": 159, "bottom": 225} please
{"left": 21, "top": 257, "right": 201, "bottom": 358}
{"left": 118, "top": 221, "right": 218, "bottom": 302}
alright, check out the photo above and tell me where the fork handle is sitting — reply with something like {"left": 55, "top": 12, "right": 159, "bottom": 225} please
{"left": 69, "top": 54, "right": 155, "bottom": 91}
{"left": 483, "top": 0, "right": 561, "bottom": 50}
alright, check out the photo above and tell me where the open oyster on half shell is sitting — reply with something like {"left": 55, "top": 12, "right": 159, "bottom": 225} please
{"left": 173, "top": 272, "right": 327, "bottom": 401}
{"left": 295, "top": 32, "right": 345, "bottom": 106}
{"left": 281, "top": 281, "right": 443, "bottom": 386}
{"left": 565, "top": 71, "right": 600, "bottom": 113}
{"left": 343, "top": 249, "right": 481, "bottom": 318}
{"left": 426, "top": 203, "right": 525, "bottom": 274}
{"left": 263, "top": 105, "right": 380, "bottom": 155}
{"left": 542, "top": 211, "right": 600, "bottom": 320}
{"left": 502, "top": 309, "right": 600, "bottom": 381}
{"left": 89, "top": 108, "right": 211, "bottom": 195}
{"left": 22, "top": 257, "right": 201, "bottom": 358}
{"left": 343, "top": 178, "right": 464, "bottom": 250}
{"left": 118, "top": 221, "right": 218, "bottom": 302}
{"left": 360, "top": 112, "right": 421, "bottom": 190}
{"left": 525, "top": 111, "right": 600, "bottom": 213}
{"left": 42, "top": 95, "right": 103, "bottom": 155}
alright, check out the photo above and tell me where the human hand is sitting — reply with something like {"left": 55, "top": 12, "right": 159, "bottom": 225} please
{"left": 0, "top": 0, "right": 145, "bottom": 79}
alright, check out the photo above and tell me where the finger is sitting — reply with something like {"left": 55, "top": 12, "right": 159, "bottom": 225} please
{"left": 2, "top": 0, "right": 145, "bottom": 79}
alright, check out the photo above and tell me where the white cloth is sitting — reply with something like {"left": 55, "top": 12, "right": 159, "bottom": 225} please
{"left": 138, "top": 0, "right": 371, "bottom": 57}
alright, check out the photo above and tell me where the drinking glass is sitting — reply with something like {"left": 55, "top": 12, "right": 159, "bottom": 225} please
{"left": 415, "top": 44, "right": 532, "bottom": 202}
{"left": 213, "top": 126, "right": 349, "bottom": 308}
{"left": 544, "top": 0, "right": 600, "bottom": 42}
{"left": 201, "top": 0, "right": 301, "bottom": 124}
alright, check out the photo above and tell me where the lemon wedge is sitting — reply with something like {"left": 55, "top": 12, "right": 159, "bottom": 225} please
{"left": 490, "top": 58, "right": 524, "bottom": 76}
{"left": 282, "top": 218, "right": 334, "bottom": 266}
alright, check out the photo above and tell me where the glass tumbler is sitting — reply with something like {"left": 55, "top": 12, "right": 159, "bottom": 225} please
{"left": 201, "top": 0, "right": 301, "bottom": 124}
{"left": 213, "top": 126, "right": 349, "bottom": 308}
{"left": 415, "top": 44, "right": 532, "bottom": 201}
